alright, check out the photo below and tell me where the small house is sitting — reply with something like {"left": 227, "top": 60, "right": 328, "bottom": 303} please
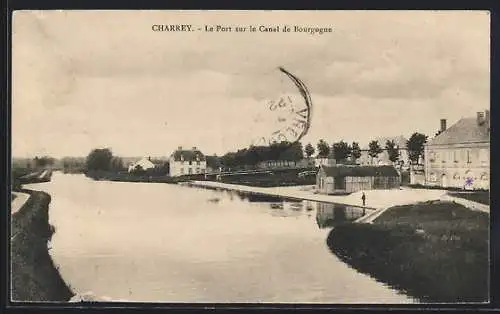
{"left": 316, "top": 165, "right": 400, "bottom": 195}
{"left": 128, "top": 157, "right": 156, "bottom": 172}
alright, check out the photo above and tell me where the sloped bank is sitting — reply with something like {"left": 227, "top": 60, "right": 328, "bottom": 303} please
{"left": 326, "top": 201, "right": 489, "bottom": 303}
{"left": 11, "top": 190, "right": 75, "bottom": 302}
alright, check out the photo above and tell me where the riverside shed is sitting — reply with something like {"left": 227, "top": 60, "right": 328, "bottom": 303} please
{"left": 316, "top": 165, "right": 400, "bottom": 195}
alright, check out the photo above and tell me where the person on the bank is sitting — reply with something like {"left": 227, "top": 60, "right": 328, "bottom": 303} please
{"left": 361, "top": 192, "right": 366, "bottom": 206}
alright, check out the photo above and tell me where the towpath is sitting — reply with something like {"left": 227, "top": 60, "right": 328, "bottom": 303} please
{"left": 189, "top": 181, "right": 443, "bottom": 210}
{"left": 188, "top": 181, "right": 489, "bottom": 224}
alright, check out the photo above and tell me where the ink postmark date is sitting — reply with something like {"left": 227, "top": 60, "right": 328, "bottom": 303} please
{"left": 251, "top": 67, "right": 312, "bottom": 147}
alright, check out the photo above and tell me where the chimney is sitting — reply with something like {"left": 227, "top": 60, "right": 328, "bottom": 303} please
{"left": 178, "top": 146, "right": 182, "bottom": 150}
{"left": 477, "top": 112, "right": 485, "bottom": 125}
{"left": 192, "top": 146, "right": 197, "bottom": 150}
{"left": 148, "top": 156, "right": 151, "bottom": 161}
{"left": 440, "top": 119, "right": 447, "bottom": 132}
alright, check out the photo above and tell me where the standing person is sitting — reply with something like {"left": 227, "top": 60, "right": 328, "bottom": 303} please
{"left": 361, "top": 192, "right": 366, "bottom": 207}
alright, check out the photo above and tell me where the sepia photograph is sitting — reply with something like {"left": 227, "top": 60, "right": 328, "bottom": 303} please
{"left": 10, "top": 10, "right": 490, "bottom": 305}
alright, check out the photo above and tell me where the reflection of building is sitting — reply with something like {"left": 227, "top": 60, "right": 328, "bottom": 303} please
{"left": 315, "top": 202, "right": 365, "bottom": 228}
{"left": 424, "top": 110, "right": 490, "bottom": 190}
{"left": 316, "top": 165, "right": 400, "bottom": 195}
{"left": 169, "top": 146, "right": 207, "bottom": 177}
{"left": 358, "top": 136, "right": 409, "bottom": 167}
{"left": 127, "top": 157, "right": 155, "bottom": 172}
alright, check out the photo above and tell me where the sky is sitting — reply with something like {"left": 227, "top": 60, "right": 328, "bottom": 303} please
{"left": 12, "top": 10, "right": 490, "bottom": 158}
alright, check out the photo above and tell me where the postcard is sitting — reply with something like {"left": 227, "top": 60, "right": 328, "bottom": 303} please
{"left": 10, "top": 10, "right": 490, "bottom": 305}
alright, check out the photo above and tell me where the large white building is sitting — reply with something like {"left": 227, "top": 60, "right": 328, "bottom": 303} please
{"left": 169, "top": 146, "right": 207, "bottom": 177}
{"left": 424, "top": 110, "right": 490, "bottom": 190}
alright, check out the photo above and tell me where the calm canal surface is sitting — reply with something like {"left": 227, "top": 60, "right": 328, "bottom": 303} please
{"left": 27, "top": 172, "right": 414, "bottom": 303}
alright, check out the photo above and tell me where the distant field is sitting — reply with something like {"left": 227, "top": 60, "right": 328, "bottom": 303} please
{"left": 327, "top": 201, "right": 489, "bottom": 302}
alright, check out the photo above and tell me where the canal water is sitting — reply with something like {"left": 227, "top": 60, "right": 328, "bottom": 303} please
{"left": 26, "top": 172, "right": 413, "bottom": 303}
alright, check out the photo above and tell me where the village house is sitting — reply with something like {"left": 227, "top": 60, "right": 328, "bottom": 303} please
{"left": 127, "top": 157, "right": 156, "bottom": 172}
{"left": 316, "top": 165, "right": 400, "bottom": 195}
{"left": 169, "top": 146, "right": 207, "bottom": 177}
{"left": 314, "top": 149, "right": 337, "bottom": 167}
{"left": 358, "top": 135, "right": 410, "bottom": 168}
{"left": 424, "top": 110, "right": 490, "bottom": 190}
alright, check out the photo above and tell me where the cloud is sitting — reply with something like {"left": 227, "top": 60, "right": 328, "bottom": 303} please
{"left": 12, "top": 10, "right": 490, "bottom": 157}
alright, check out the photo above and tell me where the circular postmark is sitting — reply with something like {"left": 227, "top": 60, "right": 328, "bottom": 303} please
{"left": 251, "top": 67, "right": 313, "bottom": 146}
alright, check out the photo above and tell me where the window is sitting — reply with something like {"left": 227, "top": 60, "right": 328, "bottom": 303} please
{"left": 453, "top": 173, "right": 460, "bottom": 180}
{"left": 448, "top": 151, "right": 454, "bottom": 162}
{"left": 466, "top": 150, "right": 471, "bottom": 164}
{"left": 479, "top": 149, "right": 489, "bottom": 164}
{"left": 188, "top": 168, "right": 193, "bottom": 174}
{"left": 180, "top": 168, "right": 184, "bottom": 174}
{"left": 429, "top": 172, "right": 437, "bottom": 182}
{"left": 197, "top": 161, "right": 200, "bottom": 166}
{"left": 441, "top": 151, "right": 447, "bottom": 163}
{"left": 196, "top": 168, "right": 200, "bottom": 174}
{"left": 464, "top": 170, "right": 474, "bottom": 180}
{"left": 453, "top": 150, "right": 458, "bottom": 163}
{"left": 429, "top": 151, "right": 436, "bottom": 163}
{"left": 189, "top": 161, "right": 192, "bottom": 165}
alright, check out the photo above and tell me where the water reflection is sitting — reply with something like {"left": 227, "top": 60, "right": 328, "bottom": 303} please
{"left": 208, "top": 188, "right": 366, "bottom": 227}
{"left": 316, "top": 203, "right": 366, "bottom": 229}
{"left": 27, "top": 174, "right": 411, "bottom": 303}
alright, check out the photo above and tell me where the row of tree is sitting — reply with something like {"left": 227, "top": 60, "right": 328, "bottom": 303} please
{"left": 303, "top": 132, "right": 428, "bottom": 164}
{"left": 214, "top": 132, "right": 428, "bottom": 169}
{"left": 22, "top": 156, "right": 56, "bottom": 169}
{"left": 82, "top": 132, "right": 428, "bottom": 174}
{"left": 219, "top": 141, "right": 304, "bottom": 169}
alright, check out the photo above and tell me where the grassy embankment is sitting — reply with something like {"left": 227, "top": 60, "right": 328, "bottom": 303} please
{"left": 327, "top": 201, "right": 489, "bottom": 303}
{"left": 85, "top": 167, "right": 317, "bottom": 187}
{"left": 448, "top": 191, "right": 490, "bottom": 206}
{"left": 11, "top": 190, "right": 74, "bottom": 302}
{"left": 407, "top": 183, "right": 488, "bottom": 192}
{"left": 85, "top": 170, "right": 202, "bottom": 183}
{"left": 218, "top": 168, "right": 316, "bottom": 187}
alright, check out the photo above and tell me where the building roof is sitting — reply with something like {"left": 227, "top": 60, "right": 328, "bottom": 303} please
{"left": 362, "top": 135, "right": 408, "bottom": 150}
{"left": 171, "top": 149, "right": 206, "bottom": 162}
{"left": 320, "top": 165, "right": 399, "bottom": 177}
{"left": 129, "top": 157, "right": 156, "bottom": 169}
{"left": 427, "top": 118, "right": 490, "bottom": 146}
